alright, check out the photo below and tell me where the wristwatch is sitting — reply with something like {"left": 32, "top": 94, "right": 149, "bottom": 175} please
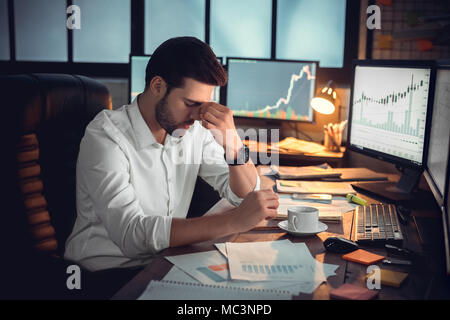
{"left": 225, "top": 144, "right": 250, "bottom": 166}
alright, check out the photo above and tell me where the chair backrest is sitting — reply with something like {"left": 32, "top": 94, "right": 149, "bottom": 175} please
{"left": 1, "top": 73, "right": 112, "bottom": 258}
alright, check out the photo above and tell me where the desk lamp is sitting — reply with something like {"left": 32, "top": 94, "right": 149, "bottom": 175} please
{"left": 310, "top": 80, "right": 338, "bottom": 115}
{"left": 310, "top": 80, "right": 342, "bottom": 151}
{"left": 288, "top": 81, "right": 340, "bottom": 142}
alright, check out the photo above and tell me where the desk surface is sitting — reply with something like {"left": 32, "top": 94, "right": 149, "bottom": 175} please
{"left": 244, "top": 140, "right": 345, "bottom": 167}
{"left": 112, "top": 168, "right": 450, "bottom": 300}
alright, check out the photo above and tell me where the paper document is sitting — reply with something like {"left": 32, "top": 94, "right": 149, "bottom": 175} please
{"left": 165, "top": 250, "right": 291, "bottom": 291}
{"left": 321, "top": 168, "right": 388, "bottom": 182}
{"left": 165, "top": 240, "right": 338, "bottom": 295}
{"left": 217, "top": 241, "right": 338, "bottom": 293}
{"left": 271, "top": 137, "right": 325, "bottom": 154}
{"left": 215, "top": 240, "right": 339, "bottom": 294}
{"left": 138, "top": 280, "right": 292, "bottom": 300}
{"left": 276, "top": 194, "right": 358, "bottom": 222}
{"left": 271, "top": 165, "right": 341, "bottom": 180}
{"left": 271, "top": 165, "right": 387, "bottom": 182}
{"left": 276, "top": 180, "right": 356, "bottom": 195}
{"left": 163, "top": 265, "right": 200, "bottom": 283}
{"left": 225, "top": 240, "right": 337, "bottom": 282}
{"left": 165, "top": 250, "right": 231, "bottom": 285}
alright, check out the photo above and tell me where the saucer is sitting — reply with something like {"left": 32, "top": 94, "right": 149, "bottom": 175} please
{"left": 278, "top": 220, "right": 328, "bottom": 237}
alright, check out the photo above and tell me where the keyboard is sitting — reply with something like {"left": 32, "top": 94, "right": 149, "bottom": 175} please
{"left": 355, "top": 204, "right": 403, "bottom": 245}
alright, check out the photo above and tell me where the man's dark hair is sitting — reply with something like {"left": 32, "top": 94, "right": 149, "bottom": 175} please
{"left": 145, "top": 37, "right": 227, "bottom": 92}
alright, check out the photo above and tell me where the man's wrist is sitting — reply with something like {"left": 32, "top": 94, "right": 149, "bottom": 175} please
{"left": 224, "top": 134, "right": 243, "bottom": 160}
{"left": 225, "top": 144, "right": 249, "bottom": 166}
{"left": 227, "top": 207, "right": 242, "bottom": 233}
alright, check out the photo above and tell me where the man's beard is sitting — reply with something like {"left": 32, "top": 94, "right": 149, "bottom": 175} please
{"left": 155, "top": 92, "right": 195, "bottom": 137}
{"left": 155, "top": 93, "right": 178, "bottom": 135}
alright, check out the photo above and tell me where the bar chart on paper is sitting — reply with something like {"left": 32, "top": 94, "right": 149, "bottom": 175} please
{"left": 241, "top": 264, "right": 305, "bottom": 275}
{"left": 225, "top": 240, "right": 319, "bottom": 282}
{"left": 350, "top": 66, "right": 431, "bottom": 164}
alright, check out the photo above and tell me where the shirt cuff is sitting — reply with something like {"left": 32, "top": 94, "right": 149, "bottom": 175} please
{"left": 145, "top": 215, "right": 172, "bottom": 253}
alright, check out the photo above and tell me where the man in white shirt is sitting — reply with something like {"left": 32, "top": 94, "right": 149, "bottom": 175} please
{"left": 64, "top": 37, "right": 279, "bottom": 278}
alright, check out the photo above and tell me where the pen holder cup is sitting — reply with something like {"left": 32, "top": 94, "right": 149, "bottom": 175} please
{"left": 324, "top": 130, "right": 342, "bottom": 152}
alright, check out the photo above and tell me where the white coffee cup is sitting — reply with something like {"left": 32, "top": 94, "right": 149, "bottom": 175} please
{"left": 288, "top": 206, "right": 319, "bottom": 232}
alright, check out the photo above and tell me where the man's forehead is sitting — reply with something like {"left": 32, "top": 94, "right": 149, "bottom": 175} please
{"left": 174, "top": 77, "right": 214, "bottom": 102}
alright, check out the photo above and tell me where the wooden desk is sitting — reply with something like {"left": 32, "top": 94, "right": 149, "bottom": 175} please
{"left": 113, "top": 168, "right": 450, "bottom": 300}
{"left": 244, "top": 140, "right": 345, "bottom": 167}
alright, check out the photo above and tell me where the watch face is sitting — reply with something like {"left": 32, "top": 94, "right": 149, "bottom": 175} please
{"left": 243, "top": 144, "right": 249, "bottom": 159}
{"left": 239, "top": 145, "right": 250, "bottom": 164}
{"left": 226, "top": 145, "right": 250, "bottom": 165}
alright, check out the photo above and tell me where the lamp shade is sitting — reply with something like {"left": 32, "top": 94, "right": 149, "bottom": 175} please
{"left": 310, "top": 80, "right": 338, "bottom": 115}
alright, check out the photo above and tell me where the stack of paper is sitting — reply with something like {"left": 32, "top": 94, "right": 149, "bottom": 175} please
{"left": 164, "top": 239, "right": 339, "bottom": 295}
{"left": 270, "top": 165, "right": 387, "bottom": 182}
{"left": 276, "top": 194, "right": 358, "bottom": 222}
{"left": 271, "top": 165, "right": 341, "bottom": 180}
{"left": 276, "top": 180, "right": 356, "bottom": 195}
{"left": 271, "top": 137, "right": 326, "bottom": 154}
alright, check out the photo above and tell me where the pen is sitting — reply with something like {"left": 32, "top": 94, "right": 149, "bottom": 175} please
{"left": 339, "top": 120, "right": 347, "bottom": 133}
{"left": 328, "top": 126, "right": 340, "bottom": 149}
{"left": 382, "top": 258, "right": 412, "bottom": 266}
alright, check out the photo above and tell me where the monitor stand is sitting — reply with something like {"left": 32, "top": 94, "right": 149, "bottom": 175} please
{"left": 351, "top": 167, "right": 423, "bottom": 202}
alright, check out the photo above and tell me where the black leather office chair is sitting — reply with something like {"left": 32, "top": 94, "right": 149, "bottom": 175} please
{"left": 0, "top": 73, "right": 111, "bottom": 298}
{"left": 0, "top": 73, "right": 221, "bottom": 299}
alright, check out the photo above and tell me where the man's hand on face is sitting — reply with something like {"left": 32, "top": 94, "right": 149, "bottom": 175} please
{"left": 192, "top": 102, "right": 243, "bottom": 159}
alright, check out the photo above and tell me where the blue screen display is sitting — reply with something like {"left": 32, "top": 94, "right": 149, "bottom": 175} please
{"left": 210, "top": 0, "right": 272, "bottom": 59}
{"left": 227, "top": 59, "right": 317, "bottom": 122}
{"left": 145, "top": 0, "right": 205, "bottom": 54}
{"left": 73, "top": 0, "right": 131, "bottom": 63}
{"left": 0, "top": 0, "right": 9, "bottom": 60}
{"left": 276, "top": 0, "right": 346, "bottom": 68}
{"left": 14, "top": 0, "right": 67, "bottom": 61}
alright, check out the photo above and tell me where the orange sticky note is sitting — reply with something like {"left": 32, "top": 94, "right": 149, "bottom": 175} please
{"left": 366, "top": 269, "right": 408, "bottom": 288}
{"left": 342, "top": 249, "right": 385, "bottom": 265}
{"left": 417, "top": 40, "right": 433, "bottom": 52}
{"left": 377, "top": 35, "right": 393, "bottom": 50}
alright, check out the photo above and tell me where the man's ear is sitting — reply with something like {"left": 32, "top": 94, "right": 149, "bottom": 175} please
{"left": 149, "top": 76, "right": 167, "bottom": 97}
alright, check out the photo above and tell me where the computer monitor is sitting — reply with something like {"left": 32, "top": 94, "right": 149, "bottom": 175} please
{"left": 130, "top": 55, "right": 151, "bottom": 103}
{"left": 347, "top": 60, "right": 435, "bottom": 201}
{"left": 226, "top": 58, "right": 317, "bottom": 122}
{"left": 129, "top": 55, "right": 222, "bottom": 104}
{"left": 424, "top": 61, "right": 450, "bottom": 276}
{"left": 445, "top": 165, "right": 450, "bottom": 276}
{"left": 424, "top": 63, "right": 450, "bottom": 206}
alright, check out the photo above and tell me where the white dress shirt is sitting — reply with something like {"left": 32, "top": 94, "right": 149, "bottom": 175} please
{"left": 64, "top": 97, "right": 260, "bottom": 271}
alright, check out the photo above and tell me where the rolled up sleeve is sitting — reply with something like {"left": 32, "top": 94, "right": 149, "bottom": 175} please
{"left": 198, "top": 130, "right": 260, "bottom": 207}
{"left": 77, "top": 124, "right": 171, "bottom": 259}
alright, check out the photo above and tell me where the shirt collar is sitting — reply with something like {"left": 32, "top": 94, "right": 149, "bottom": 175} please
{"left": 129, "top": 95, "right": 193, "bottom": 150}
{"left": 129, "top": 96, "right": 158, "bottom": 150}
